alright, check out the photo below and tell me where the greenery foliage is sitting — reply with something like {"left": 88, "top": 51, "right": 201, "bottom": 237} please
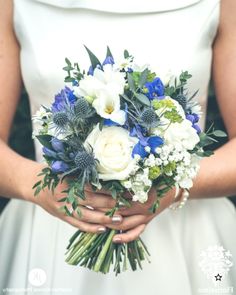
{"left": 0, "top": 84, "right": 235, "bottom": 213}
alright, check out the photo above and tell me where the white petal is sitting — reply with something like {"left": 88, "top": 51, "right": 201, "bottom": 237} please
{"left": 110, "top": 110, "right": 126, "bottom": 125}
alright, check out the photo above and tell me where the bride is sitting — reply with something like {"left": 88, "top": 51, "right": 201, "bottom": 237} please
{"left": 0, "top": 0, "right": 235, "bottom": 294}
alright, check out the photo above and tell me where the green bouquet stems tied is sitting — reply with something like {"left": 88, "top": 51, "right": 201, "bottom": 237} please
{"left": 33, "top": 46, "right": 226, "bottom": 275}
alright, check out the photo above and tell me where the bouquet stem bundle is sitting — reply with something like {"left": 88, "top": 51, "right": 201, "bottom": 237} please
{"left": 66, "top": 229, "right": 150, "bottom": 275}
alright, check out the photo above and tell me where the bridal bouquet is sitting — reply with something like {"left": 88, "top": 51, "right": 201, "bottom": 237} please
{"left": 33, "top": 47, "right": 225, "bottom": 275}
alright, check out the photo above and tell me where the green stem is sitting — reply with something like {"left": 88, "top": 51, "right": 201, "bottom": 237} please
{"left": 93, "top": 229, "right": 116, "bottom": 272}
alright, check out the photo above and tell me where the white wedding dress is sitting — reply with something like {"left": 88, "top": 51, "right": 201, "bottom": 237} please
{"left": 0, "top": 0, "right": 236, "bottom": 294}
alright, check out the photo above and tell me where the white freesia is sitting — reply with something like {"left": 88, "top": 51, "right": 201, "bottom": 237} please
{"left": 92, "top": 87, "right": 126, "bottom": 125}
{"left": 74, "top": 64, "right": 126, "bottom": 124}
{"left": 164, "top": 120, "right": 200, "bottom": 150}
{"left": 84, "top": 124, "right": 138, "bottom": 181}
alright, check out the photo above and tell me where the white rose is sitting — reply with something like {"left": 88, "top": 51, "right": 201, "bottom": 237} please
{"left": 84, "top": 124, "right": 138, "bottom": 181}
{"left": 164, "top": 120, "right": 200, "bottom": 150}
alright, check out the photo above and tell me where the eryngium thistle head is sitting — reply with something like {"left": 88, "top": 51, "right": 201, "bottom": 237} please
{"left": 176, "top": 94, "right": 187, "bottom": 110}
{"left": 140, "top": 108, "right": 159, "bottom": 128}
{"left": 74, "top": 151, "right": 95, "bottom": 170}
{"left": 74, "top": 98, "right": 90, "bottom": 118}
{"left": 53, "top": 112, "right": 68, "bottom": 127}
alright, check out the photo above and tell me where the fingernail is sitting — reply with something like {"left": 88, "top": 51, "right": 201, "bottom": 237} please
{"left": 111, "top": 215, "right": 122, "bottom": 224}
{"left": 113, "top": 237, "right": 122, "bottom": 243}
{"left": 97, "top": 227, "right": 106, "bottom": 233}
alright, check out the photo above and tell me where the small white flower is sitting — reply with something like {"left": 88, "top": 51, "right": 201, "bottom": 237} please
{"left": 144, "top": 146, "right": 151, "bottom": 153}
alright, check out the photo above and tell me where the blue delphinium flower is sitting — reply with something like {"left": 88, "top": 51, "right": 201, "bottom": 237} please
{"left": 130, "top": 125, "right": 163, "bottom": 159}
{"left": 102, "top": 56, "right": 115, "bottom": 66}
{"left": 186, "top": 113, "right": 201, "bottom": 134}
{"left": 145, "top": 77, "right": 165, "bottom": 100}
{"left": 51, "top": 86, "right": 76, "bottom": 113}
{"left": 51, "top": 160, "right": 69, "bottom": 173}
{"left": 132, "top": 136, "right": 164, "bottom": 159}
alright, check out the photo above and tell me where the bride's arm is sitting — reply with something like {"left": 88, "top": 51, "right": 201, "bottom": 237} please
{"left": 0, "top": 0, "right": 122, "bottom": 233}
{"left": 104, "top": 0, "right": 236, "bottom": 243}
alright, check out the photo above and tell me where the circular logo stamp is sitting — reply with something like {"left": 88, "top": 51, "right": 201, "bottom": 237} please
{"left": 28, "top": 268, "right": 47, "bottom": 287}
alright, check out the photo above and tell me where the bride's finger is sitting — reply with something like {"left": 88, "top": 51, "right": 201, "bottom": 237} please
{"left": 62, "top": 215, "right": 107, "bottom": 234}
{"left": 73, "top": 206, "right": 123, "bottom": 225}
{"left": 84, "top": 184, "right": 111, "bottom": 196}
{"left": 112, "top": 224, "right": 146, "bottom": 243}
{"left": 79, "top": 191, "right": 116, "bottom": 208}
{"left": 104, "top": 214, "right": 150, "bottom": 231}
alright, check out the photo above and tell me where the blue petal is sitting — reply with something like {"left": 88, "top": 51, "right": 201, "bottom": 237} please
{"left": 51, "top": 138, "right": 64, "bottom": 152}
{"left": 104, "top": 119, "right": 120, "bottom": 126}
{"left": 88, "top": 65, "right": 94, "bottom": 76}
{"left": 102, "top": 56, "right": 115, "bottom": 66}
{"left": 132, "top": 142, "right": 148, "bottom": 159}
{"left": 148, "top": 136, "right": 164, "bottom": 153}
{"left": 193, "top": 124, "right": 201, "bottom": 134}
{"left": 42, "top": 147, "right": 57, "bottom": 158}
{"left": 51, "top": 161, "right": 69, "bottom": 173}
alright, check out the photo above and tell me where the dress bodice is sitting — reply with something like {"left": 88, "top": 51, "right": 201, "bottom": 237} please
{"left": 13, "top": 0, "right": 220, "bottom": 160}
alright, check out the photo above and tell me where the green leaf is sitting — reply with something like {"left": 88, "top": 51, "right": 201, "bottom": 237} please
{"left": 212, "top": 130, "right": 227, "bottom": 137}
{"left": 127, "top": 73, "right": 135, "bottom": 91}
{"left": 84, "top": 45, "right": 102, "bottom": 70}
{"left": 36, "top": 135, "right": 53, "bottom": 149}
{"left": 134, "top": 93, "right": 150, "bottom": 106}
{"left": 106, "top": 46, "right": 113, "bottom": 58}
{"left": 64, "top": 76, "right": 75, "bottom": 83}
{"left": 65, "top": 57, "right": 72, "bottom": 66}
{"left": 139, "top": 69, "right": 149, "bottom": 88}
{"left": 124, "top": 49, "right": 130, "bottom": 59}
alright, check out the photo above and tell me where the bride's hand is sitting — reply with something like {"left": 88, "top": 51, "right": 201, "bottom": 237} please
{"left": 29, "top": 173, "right": 123, "bottom": 234}
{"left": 99, "top": 187, "right": 176, "bottom": 243}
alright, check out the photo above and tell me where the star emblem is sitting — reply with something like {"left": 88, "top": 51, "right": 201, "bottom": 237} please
{"left": 215, "top": 274, "right": 222, "bottom": 281}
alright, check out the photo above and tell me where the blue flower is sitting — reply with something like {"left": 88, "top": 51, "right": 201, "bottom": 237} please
{"left": 145, "top": 77, "right": 165, "bottom": 100}
{"left": 186, "top": 113, "right": 199, "bottom": 124}
{"left": 88, "top": 64, "right": 102, "bottom": 76}
{"left": 51, "top": 138, "right": 65, "bottom": 152}
{"left": 132, "top": 135, "right": 164, "bottom": 159}
{"left": 132, "top": 141, "right": 148, "bottom": 159}
{"left": 51, "top": 161, "right": 69, "bottom": 173}
{"left": 104, "top": 119, "right": 120, "bottom": 127}
{"left": 51, "top": 86, "right": 76, "bottom": 113}
{"left": 102, "top": 56, "right": 115, "bottom": 66}
{"left": 193, "top": 124, "right": 201, "bottom": 134}
{"left": 186, "top": 113, "right": 201, "bottom": 134}
{"left": 42, "top": 147, "right": 57, "bottom": 158}
{"left": 88, "top": 65, "right": 94, "bottom": 76}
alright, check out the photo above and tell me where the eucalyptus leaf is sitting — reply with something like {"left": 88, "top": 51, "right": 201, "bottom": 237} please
{"left": 124, "top": 49, "right": 130, "bottom": 59}
{"left": 213, "top": 130, "right": 227, "bottom": 137}
{"left": 139, "top": 69, "right": 149, "bottom": 88}
{"left": 127, "top": 73, "right": 135, "bottom": 91}
{"left": 134, "top": 93, "right": 150, "bottom": 106}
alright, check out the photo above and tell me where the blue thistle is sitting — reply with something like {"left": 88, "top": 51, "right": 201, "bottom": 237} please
{"left": 74, "top": 98, "right": 90, "bottom": 118}
{"left": 140, "top": 108, "right": 159, "bottom": 128}
{"left": 175, "top": 94, "right": 187, "bottom": 110}
{"left": 74, "top": 151, "right": 95, "bottom": 170}
{"left": 53, "top": 112, "right": 68, "bottom": 127}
